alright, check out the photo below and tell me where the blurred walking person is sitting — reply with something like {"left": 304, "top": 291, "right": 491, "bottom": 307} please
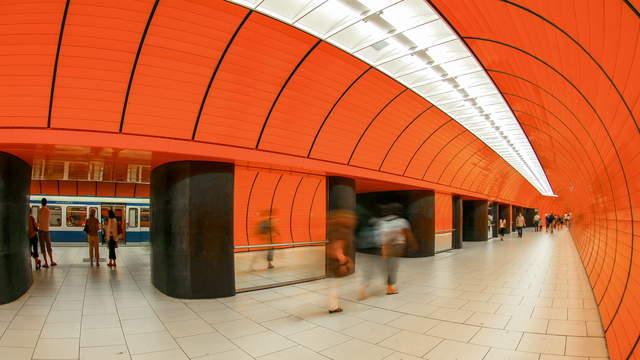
{"left": 105, "top": 210, "right": 118, "bottom": 267}
{"left": 38, "top": 198, "right": 57, "bottom": 268}
{"left": 326, "top": 209, "right": 356, "bottom": 313}
{"left": 28, "top": 208, "right": 41, "bottom": 270}
{"left": 499, "top": 217, "right": 507, "bottom": 241}
{"left": 252, "top": 210, "right": 279, "bottom": 270}
{"left": 515, "top": 213, "right": 526, "bottom": 238}
{"left": 84, "top": 209, "right": 101, "bottom": 267}
{"left": 533, "top": 213, "right": 541, "bottom": 232}
{"left": 379, "top": 203, "right": 417, "bottom": 295}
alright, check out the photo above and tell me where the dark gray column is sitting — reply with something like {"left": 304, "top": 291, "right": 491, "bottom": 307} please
{"left": 490, "top": 203, "right": 498, "bottom": 238}
{"left": 327, "top": 177, "right": 356, "bottom": 274}
{"left": 405, "top": 190, "right": 435, "bottom": 257}
{"left": 499, "top": 203, "right": 511, "bottom": 234}
{"left": 452, "top": 195, "right": 463, "bottom": 249}
{"left": 151, "top": 161, "right": 234, "bottom": 299}
{"left": 0, "top": 152, "right": 32, "bottom": 304}
{"left": 462, "top": 200, "right": 488, "bottom": 242}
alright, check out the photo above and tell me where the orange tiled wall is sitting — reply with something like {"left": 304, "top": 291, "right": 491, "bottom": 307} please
{"left": 234, "top": 166, "right": 326, "bottom": 252}
{"left": 435, "top": 192, "right": 453, "bottom": 231}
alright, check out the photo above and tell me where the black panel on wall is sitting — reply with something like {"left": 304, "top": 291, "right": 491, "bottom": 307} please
{"left": 452, "top": 195, "right": 463, "bottom": 249}
{"left": 462, "top": 200, "right": 488, "bottom": 242}
{"left": 356, "top": 190, "right": 435, "bottom": 257}
{"left": 151, "top": 161, "right": 234, "bottom": 299}
{"left": 489, "top": 202, "right": 498, "bottom": 238}
{"left": 498, "top": 204, "right": 511, "bottom": 234}
{"left": 0, "top": 152, "right": 32, "bottom": 304}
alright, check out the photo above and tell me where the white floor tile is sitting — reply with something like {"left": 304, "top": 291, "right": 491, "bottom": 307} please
{"left": 124, "top": 330, "right": 178, "bottom": 355}
{"left": 175, "top": 332, "right": 237, "bottom": 358}
{"left": 378, "top": 330, "right": 442, "bottom": 357}
{"left": 341, "top": 321, "right": 400, "bottom": 343}
{"left": 426, "top": 322, "right": 481, "bottom": 342}
{"left": 423, "top": 340, "right": 489, "bottom": 360}
{"left": 33, "top": 338, "right": 79, "bottom": 359}
{"left": 517, "top": 333, "right": 566, "bottom": 355}
{"left": 289, "top": 327, "right": 351, "bottom": 351}
{"left": 232, "top": 330, "right": 295, "bottom": 357}
{"left": 469, "top": 328, "right": 523, "bottom": 350}
{"left": 321, "top": 338, "right": 393, "bottom": 360}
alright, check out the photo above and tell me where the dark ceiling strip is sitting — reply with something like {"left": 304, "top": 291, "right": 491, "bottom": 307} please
{"left": 119, "top": 0, "right": 160, "bottom": 133}
{"left": 624, "top": 0, "right": 640, "bottom": 17}
{"left": 307, "top": 178, "right": 322, "bottom": 243}
{"left": 191, "top": 11, "right": 252, "bottom": 140}
{"left": 421, "top": 129, "right": 467, "bottom": 179}
{"left": 426, "top": 0, "right": 554, "bottom": 194}
{"left": 289, "top": 177, "right": 304, "bottom": 243}
{"left": 306, "top": 66, "right": 372, "bottom": 158}
{"left": 449, "top": 145, "right": 485, "bottom": 187}
{"left": 256, "top": 39, "right": 322, "bottom": 149}
{"left": 401, "top": 119, "right": 454, "bottom": 176}
{"left": 468, "top": 38, "right": 633, "bottom": 333}
{"left": 500, "top": 0, "right": 639, "bottom": 133}
{"left": 268, "top": 174, "right": 283, "bottom": 244}
{"left": 378, "top": 105, "right": 434, "bottom": 171}
{"left": 47, "top": 0, "right": 71, "bottom": 128}
{"left": 627, "top": 336, "right": 640, "bottom": 360}
{"left": 245, "top": 171, "right": 260, "bottom": 246}
{"left": 436, "top": 138, "right": 479, "bottom": 184}
{"left": 346, "top": 88, "right": 408, "bottom": 164}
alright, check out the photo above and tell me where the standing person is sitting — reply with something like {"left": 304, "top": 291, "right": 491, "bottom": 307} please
{"left": 85, "top": 209, "right": 101, "bottom": 267}
{"left": 533, "top": 213, "right": 541, "bottom": 232}
{"left": 499, "top": 217, "right": 507, "bottom": 241}
{"left": 105, "top": 210, "right": 118, "bottom": 267}
{"left": 28, "top": 209, "right": 41, "bottom": 270}
{"left": 379, "top": 203, "right": 417, "bottom": 295}
{"left": 549, "top": 214, "right": 555, "bottom": 234}
{"left": 515, "top": 213, "right": 526, "bottom": 238}
{"left": 326, "top": 209, "right": 356, "bottom": 313}
{"left": 37, "top": 198, "right": 57, "bottom": 268}
{"left": 565, "top": 213, "right": 571, "bottom": 228}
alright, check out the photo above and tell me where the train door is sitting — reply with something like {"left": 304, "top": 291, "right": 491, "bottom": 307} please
{"left": 140, "top": 206, "right": 150, "bottom": 242}
{"left": 101, "top": 204, "right": 126, "bottom": 244}
{"left": 126, "top": 206, "right": 141, "bottom": 242}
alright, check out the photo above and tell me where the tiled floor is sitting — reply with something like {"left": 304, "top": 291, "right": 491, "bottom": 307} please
{"left": 0, "top": 229, "right": 609, "bottom": 359}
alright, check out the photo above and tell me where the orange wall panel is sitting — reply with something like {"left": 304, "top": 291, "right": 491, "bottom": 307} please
{"left": 234, "top": 166, "right": 326, "bottom": 253}
{"left": 51, "top": 0, "right": 156, "bottom": 131}
{"left": 435, "top": 192, "right": 453, "bottom": 231}
{"left": 123, "top": 1, "right": 249, "bottom": 138}
{"left": 195, "top": 13, "right": 317, "bottom": 147}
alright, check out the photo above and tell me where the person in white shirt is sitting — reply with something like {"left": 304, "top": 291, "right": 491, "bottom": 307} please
{"left": 378, "top": 203, "right": 417, "bottom": 295}
{"left": 37, "top": 198, "right": 57, "bottom": 268}
{"left": 105, "top": 210, "right": 119, "bottom": 267}
{"left": 499, "top": 218, "right": 507, "bottom": 241}
{"left": 533, "top": 213, "right": 541, "bottom": 232}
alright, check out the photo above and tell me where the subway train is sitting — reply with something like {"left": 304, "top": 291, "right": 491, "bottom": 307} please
{"left": 29, "top": 195, "right": 150, "bottom": 243}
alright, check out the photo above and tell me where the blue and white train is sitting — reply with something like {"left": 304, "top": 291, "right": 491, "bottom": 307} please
{"left": 29, "top": 195, "right": 150, "bottom": 243}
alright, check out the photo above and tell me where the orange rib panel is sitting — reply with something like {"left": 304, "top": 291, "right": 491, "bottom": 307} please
{"left": 195, "top": 13, "right": 317, "bottom": 147}
{"left": 310, "top": 69, "right": 404, "bottom": 163}
{"left": 0, "top": 1, "right": 64, "bottom": 128}
{"left": 51, "top": 0, "right": 155, "bottom": 131}
{"left": 123, "top": 1, "right": 248, "bottom": 138}
{"left": 259, "top": 43, "right": 369, "bottom": 156}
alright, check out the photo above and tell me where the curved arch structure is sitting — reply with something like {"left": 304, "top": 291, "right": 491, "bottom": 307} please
{"left": 0, "top": 1, "right": 638, "bottom": 358}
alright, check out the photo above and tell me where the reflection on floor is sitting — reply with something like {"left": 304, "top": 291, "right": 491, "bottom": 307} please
{"left": 235, "top": 247, "right": 325, "bottom": 291}
{"left": 0, "top": 229, "right": 609, "bottom": 359}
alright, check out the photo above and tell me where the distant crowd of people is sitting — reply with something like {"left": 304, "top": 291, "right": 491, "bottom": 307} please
{"left": 28, "top": 198, "right": 122, "bottom": 270}
{"left": 532, "top": 212, "right": 571, "bottom": 233}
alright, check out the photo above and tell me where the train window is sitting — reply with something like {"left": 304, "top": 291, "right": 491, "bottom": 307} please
{"left": 128, "top": 208, "right": 138, "bottom": 228}
{"left": 30, "top": 206, "right": 39, "bottom": 221}
{"left": 140, "top": 208, "right": 150, "bottom": 228}
{"left": 49, "top": 206, "right": 63, "bottom": 227}
{"left": 66, "top": 206, "right": 87, "bottom": 227}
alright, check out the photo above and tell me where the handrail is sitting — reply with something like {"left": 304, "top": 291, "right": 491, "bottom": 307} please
{"left": 234, "top": 240, "right": 327, "bottom": 249}
{"left": 435, "top": 229, "right": 455, "bottom": 234}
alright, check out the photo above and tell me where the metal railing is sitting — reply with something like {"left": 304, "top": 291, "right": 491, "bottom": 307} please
{"left": 234, "top": 240, "right": 327, "bottom": 249}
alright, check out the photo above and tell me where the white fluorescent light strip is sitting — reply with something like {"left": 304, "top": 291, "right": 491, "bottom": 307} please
{"left": 227, "top": 0, "right": 555, "bottom": 196}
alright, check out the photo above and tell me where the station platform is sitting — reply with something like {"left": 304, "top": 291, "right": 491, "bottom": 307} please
{"left": 0, "top": 229, "right": 608, "bottom": 359}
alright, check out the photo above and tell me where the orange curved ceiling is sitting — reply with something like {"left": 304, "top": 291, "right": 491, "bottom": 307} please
{"left": 0, "top": 0, "right": 543, "bottom": 207}
{"left": 0, "top": 2, "right": 639, "bottom": 358}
